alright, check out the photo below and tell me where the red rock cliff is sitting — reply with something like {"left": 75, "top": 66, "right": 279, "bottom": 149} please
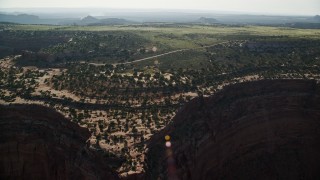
{"left": 0, "top": 104, "right": 119, "bottom": 180}
{"left": 146, "top": 79, "right": 320, "bottom": 180}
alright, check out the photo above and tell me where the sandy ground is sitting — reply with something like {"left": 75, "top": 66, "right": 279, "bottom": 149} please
{"left": 32, "top": 68, "right": 83, "bottom": 101}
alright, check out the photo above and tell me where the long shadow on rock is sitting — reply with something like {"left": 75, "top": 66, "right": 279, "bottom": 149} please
{"left": 146, "top": 79, "right": 320, "bottom": 180}
{"left": 0, "top": 104, "right": 120, "bottom": 180}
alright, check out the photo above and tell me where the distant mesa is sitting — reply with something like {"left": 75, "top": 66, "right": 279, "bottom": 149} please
{"left": 80, "top": 15, "right": 99, "bottom": 24}
{"left": 98, "top": 18, "right": 133, "bottom": 25}
{"left": 78, "top": 15, "right": 133, "bottom": 25}
{"left": 0, "top": 13, "right": 40, "bottom": 24}
{"left": 314, "top": 15, "right": 320, "bottom": 21}
{"left": 197, "top": 17, "right": 219, "bottom": 24}
{"left": 0, "top": 12, "right": 318, "bottom": 25}
{"left": 0, "top": 13, "right": 133, "bottom": 25}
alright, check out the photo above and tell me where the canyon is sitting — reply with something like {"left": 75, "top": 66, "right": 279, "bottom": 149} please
{"left": 1, "top": 79, "right": 320, "bottom": 179}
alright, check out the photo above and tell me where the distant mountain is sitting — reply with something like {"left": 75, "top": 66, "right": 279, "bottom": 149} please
{"left": 0, "top": 13, "right": 133, "bottom": 25}
{"left": 90, "top": 18, "right": 134, "bottom": 25}
{"left": 0, "top": 13, "right": 40, "bottom": 24}
{"left": 314, "top": 15, "right": 320, "bottom": 22}
{"left": 74, "top": 16, "right": 133, "bottom": 25}
{"left": 0, "top": 13, "right": 62, "bottom": 24}
{"left": 1, "top": 11, "right": 317, "bottom": 25}
{"left": 197, "top": 17, "right": 219, "bottom": 24}
{"left": 285, "top": 22, "right": 320, "bottom": 29}
{"left": 79, "top": 15, "right": 99, "bottom": 25}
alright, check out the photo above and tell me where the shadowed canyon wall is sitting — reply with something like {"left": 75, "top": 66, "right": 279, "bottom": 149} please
{"left": 146, "top": 79, "right": 320, "bottom": 180}
{"left": 0, "top": 104, "right": 119, "bottom": 180}
{"left": 1, "top": 79, "right": 320, "bottom": 180}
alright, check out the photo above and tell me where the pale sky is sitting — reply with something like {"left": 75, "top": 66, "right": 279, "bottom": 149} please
{"left": 0, "top": 0, "right": 319, "bottom": 15}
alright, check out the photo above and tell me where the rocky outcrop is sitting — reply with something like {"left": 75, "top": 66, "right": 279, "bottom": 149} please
{"left": 146, "top": 79, "right": 320, "bottom": 179}
{"left": 0, "top": 104, "right": 119, "bottom": 180}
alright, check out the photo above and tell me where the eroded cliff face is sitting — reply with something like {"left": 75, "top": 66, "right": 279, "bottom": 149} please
{"left": 2, "top": 80, "right": 320, "bottom": 180}
{"left": 0, "top": 104, "right": 119, "bottom": 180}
{"left": 146, "top": 79, "right": 320, "bottom": 180}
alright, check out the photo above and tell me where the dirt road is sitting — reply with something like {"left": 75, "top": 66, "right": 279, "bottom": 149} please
{"left": 88, "top": 41, "right": 230, "bottom": 66}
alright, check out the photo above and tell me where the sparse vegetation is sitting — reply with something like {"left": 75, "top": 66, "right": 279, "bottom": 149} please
{"left": 1, "top": 23, "right": 320, "bottom": 175}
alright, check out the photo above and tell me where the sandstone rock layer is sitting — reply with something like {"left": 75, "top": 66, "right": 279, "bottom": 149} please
{"left": 0, "top": 104, "right": 119, "bottom": 180}
{"left": 146, "top": 79, "right": 320, "bottom": 180}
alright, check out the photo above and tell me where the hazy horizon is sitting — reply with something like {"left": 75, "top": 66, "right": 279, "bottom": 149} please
{"left": 0, "top": 0, "right": 319, "bottom": 16}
